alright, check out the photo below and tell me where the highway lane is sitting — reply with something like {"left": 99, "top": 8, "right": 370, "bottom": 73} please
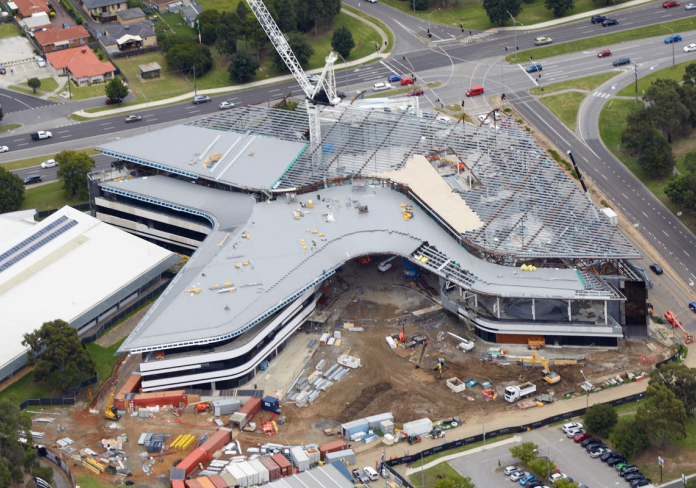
{"left": 13, "top": 154, "right": 117, "bottom": 183}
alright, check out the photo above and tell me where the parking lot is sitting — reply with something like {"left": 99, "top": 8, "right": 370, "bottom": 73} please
{"left": 448, "top": 423, "right": 635, "bottom": 488}
{"left": 0, "top": 36, "right": 36, "bottom": 64}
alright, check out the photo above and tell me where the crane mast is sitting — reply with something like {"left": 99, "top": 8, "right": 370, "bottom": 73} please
{"left": 245, "top": 0, "right": 341, "bottom": 159}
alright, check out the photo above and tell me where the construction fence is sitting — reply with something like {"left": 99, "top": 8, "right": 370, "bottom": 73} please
{"left": 38, "top": 445, "right": 76, "bottom": 488}
{"left": 17, "top": 374, "right": 98, "bottom": 411}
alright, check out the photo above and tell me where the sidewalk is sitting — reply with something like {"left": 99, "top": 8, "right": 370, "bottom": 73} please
{"left": 494, "top": 0, "right": 656, "bottom": 31}
{"left": 73, "top": 9, "right": 392, "bottom": 119}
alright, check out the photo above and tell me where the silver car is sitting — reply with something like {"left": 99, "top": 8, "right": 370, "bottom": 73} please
{"left": 219, "top": 101, "right": 235, "bottom": 110}
{"left": 505, "top": 466, "right": 522, "bottom": 476}
{"left": 510, "top": 471, "right": 529, "bottom": 482}
{"left": 0, "top": 146, "right": 8, "bottom": 153}
{"left": 686, "top": 3, "right": 696, "bottom": 9}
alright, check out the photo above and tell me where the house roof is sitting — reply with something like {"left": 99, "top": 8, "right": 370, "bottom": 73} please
{"left": 181, "top": 3, "right": 203, "bottom": 22}
{"left": 139, "top": 62, "right": 161, "bottom": 72}
{"left": 45, "top": 47, "right": 116, "bottom": 78}
{"left": 22, "top": 12, "right": 50, "bottom": 28}
{"left": 13, "top": 0, "right": 49, "bottom": 17}
{"left": 117, "top": 7, "right": 145, "bottom": 20}
{"left": 34, "top": 25, "right": 89, "bottom": 47}
{"left": 82, "top": 0, "right": 125, "bottom": 9}
{"left": 100, "top": 20, "right": 155, "bottom": 46}
{"left": 150, "top": 0, "right": 180, "bottom": 6}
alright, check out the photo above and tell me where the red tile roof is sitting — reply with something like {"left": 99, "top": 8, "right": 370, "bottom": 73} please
{"left": 13, "top": 0, "right": 50, "bottom": 17}
{"left": 45, "top": 47, "right": 116, "bottom": 79}
{"left": 33, "top": 26, "right": 90, "bottom": 48}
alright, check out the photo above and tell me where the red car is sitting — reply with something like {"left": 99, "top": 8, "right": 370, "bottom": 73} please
{"left": 407, "top": 88, "right": 424, "bottom": 96}
{"left": 574, "top": 433, "right": 592, "bottom": 443}
{"left": 105, "top": 97, "right": 122, "bottom": 105}
{"left": 598, "top": 49, "right": 611, "bottom": 57}
{"left": 663, "top": 1, "right": 679, "bottom": 7}
{"left": 401, "top": 77, "right": 415, "bottom": 85}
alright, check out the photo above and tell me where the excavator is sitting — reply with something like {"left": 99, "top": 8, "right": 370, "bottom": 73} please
{"left": 104, "top": 388, "right": 121, "bottom": 421}
{"left": 531, "top": 351, "right": 560, "bottom": 384}
{"left": 433, "top": 358, "right": 447, "bottom": 378}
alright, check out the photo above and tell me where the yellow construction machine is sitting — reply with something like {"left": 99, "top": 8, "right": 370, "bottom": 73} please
{"left": 104, "top": 388, "right": 121, "bottom": 421}
{"left": 531, "top": 351, "right": 560, "bottom": 384}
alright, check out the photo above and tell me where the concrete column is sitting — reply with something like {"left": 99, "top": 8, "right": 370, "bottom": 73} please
{"left": 474, "top": 294, "right": 478, "bottom": 310}
{"left": 604, "top": 301, "right": 608, "bottom": 325}
{"left": 568, "top": 300, "right": 572, "bottom": 322}
{"left": 532, "top": 299, "right": 536, "bottom": 321}
{"left": 496, "top": 297, "right": 500, "bottom": 319}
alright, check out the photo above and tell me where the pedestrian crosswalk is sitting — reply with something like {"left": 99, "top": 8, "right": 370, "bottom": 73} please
{"left": 592, "top": 91, "right": 612, "bottom": 99}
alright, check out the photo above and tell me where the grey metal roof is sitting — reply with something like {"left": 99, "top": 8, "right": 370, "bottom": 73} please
{"left": 116, "top": 7, "right": 145, "bottom": 20}
{"left": 82, "top": 0, "right": 123, "bottom": 10}
{"left": 115, "top": 177, "right": 617, "bottom": 354}
{"left": 97, "top": 125, "right": 307, "bottom": 191}
{"left": 99, "top": 20, "right": 155, "bottom": 47}
{"left": 181, "top": 3, "right": 203, "bottom": 22}
{"left": 190, "top": 106, "right": 639, "bottom": 260}
{"left": 267, "top": 463, "right": 354, "bottom": 488}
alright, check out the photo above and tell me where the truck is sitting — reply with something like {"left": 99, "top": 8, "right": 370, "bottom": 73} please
{"left": 30, "top": 131, "right": 52, "bottom": 140}
{"left": 504, "top": 382, "right": 537, "bottom": 403}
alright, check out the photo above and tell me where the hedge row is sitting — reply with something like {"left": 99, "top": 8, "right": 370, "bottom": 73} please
{"left": 59, "top": 0, "right": 87, "bottom": 25}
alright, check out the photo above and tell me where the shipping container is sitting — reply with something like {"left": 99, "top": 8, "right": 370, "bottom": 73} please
{"left": 340, "top": 418, "right": 369, "bottom": 438}
{"left": 200, "top": 429, "right": 232, "bottom": 455}
{"left": 185, "top": 480, "right": 204, "bottom": 488}
{"left": 365, "top": 412, "right": 393, "bottom": 429}
{"left": 318, "top": 440, "right": 347, "bottom": 460}
{"left": 290, "top": 447, "right": 309, "bottom": 472}
{"left": 305, "top": 447, "right": 320, "bottom": 465}
{"left": 177, "top": 448, "right": 210, "bottom": 476}
{"left": 226, "top": 464, "right": 247, "bottom": 487}
{"left": 325, "top": 448, "right": 355, "bottom": 466}
{"left": 197, "top": 477, "right": 216, "bottom": 488}
{"left": 237, "top": 462, "right": 259, "bottom": 486}
{"left": 262, "top": 396, "right": 281, "bottom": 414}
{"left": 220, "top": 471, "right": 238, "bottom": 488}
{"left": 248, "top": 459, "right": 270, "bottom": 484}
{"left": 379, "top": 420, "right": 394, "bottom": 435}
{"left": 230, "top": 398, "right": 262, "bottom": 429}
{"left": 212, "top": 398, "right": 241, "bottom": 417}
{"left": 259, "top": 456, "right": 281, "bottom": 481}
{"left": 402, "top": 418, "right": 433, "bottom": 437}
{"left": 271, "top": 454, "right": 292, "bottom": 477}
{"left": 208, "top": 474, "right": 228, "bottom": 488}
{"left": 119, "top": 374, "right": 142, "bottom": 395}
{"left": 173, "top": 481, "right": 186, "bottom": 488}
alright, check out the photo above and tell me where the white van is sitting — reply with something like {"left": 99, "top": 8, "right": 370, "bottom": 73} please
{"left": 363, "top": 467, "right": 379, "bottom": 481}
{"left": 372, "top": 82, "right": 392, "bottom": 92}
{"left": 378, "top": 256, "right": 397, "bottom": 273}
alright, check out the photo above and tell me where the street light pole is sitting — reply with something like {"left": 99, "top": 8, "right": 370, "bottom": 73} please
{"left": 428, "top": 8, "right": 440, "bottom": 30}
{"left": 337, "top": 53, "right": 349, "bottom": 96}
{"left": 662, "top": 25, "right": 676, "bottom": 67}
{"left": 633, "top": 61, "right": 638, "bottom": 102}
{"left": 478, "top": 406, "right": 485, "bottom": 445}
{"left": 507, "top": 11, "right": 520, "bottom": 61}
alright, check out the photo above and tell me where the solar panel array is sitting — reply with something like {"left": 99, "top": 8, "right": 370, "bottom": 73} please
{"left": 0, "top": 215, "right": 68, "bottom": 264}
{"left": 0, "top": 219, "right": 78, "bottom": 273}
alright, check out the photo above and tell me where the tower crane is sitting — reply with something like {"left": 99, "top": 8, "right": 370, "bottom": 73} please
{"left": 245, "top": 0, "right": 341, "bottom": 160}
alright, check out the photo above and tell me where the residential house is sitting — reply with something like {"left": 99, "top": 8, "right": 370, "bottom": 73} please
{"left": 80, "top": 0, "right": 128, "bottom": 22}
{"left": 46, "top": 46, "right": 116, "bottom": 85}
{"left": 149, "top": 0, "right": 182, "bottom": 13}
{"left": 180, "top": 2, "right": 202, "bottom": 28}
{"left": 12, "top": 0, "right": 49, "bottom": 19}
{"left": 34, "top": 25, "right": 90, "bottom": 53}
{"left": 117, "top": 7, "right": 146, "bottom": 24}
{"left": 21, "top": 12, "right": 51, "bottom": 33}
{"left": 98, "top": 20, "right": 156, "bottom": 53}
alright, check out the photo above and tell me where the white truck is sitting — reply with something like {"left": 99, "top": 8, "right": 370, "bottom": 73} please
{"left": 30, "top": 131, "right": 52, "bottom": 141}
{"left": 504, "top": 382, "right": 537, "bottom": 403}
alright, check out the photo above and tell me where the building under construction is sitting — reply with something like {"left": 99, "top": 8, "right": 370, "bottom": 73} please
{"left": 88, "top": 103, "right": 648, "bottom": 391}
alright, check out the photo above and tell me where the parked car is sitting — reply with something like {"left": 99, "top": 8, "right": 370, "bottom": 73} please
{"left": 600, "top": 451, "right": 616, "bottom": 461}
{"left": 582, "top": 438, "right": 602, "bottom": 448}
{"left": 590, "top": 448, "right": 608, "bottom": 458}
{"left": 620, "top": 466, "right": 640, "bottom": 477}
{"left": 408, "top": 88, "right": 424, "bottom": 96}
{"left": 400, "top": 77, "right": 414, "bottom": 85}
{"left": 388, "top": 75, "right": 402, "bottom": 83}
{"left": 613, "top": 58, "right": 631, "bottom": 66}
{"left": 650, "top": 263, "right": 663, "bottom": 274}
{"left": 591, "top": 15, "right": 607, "bottom": 22}
{"left": 106, "top": 97, "right": 122, "bottom": 105}
{"left": 0, "top": 64, "right": 5, "bottom": 75}
{"left": 630, "top": 478, "right": 652, "bottom": 487}
{"left": 352, "top": 469, "right": 370, "bottom": 484}
{"left": 614, "top": 462, "right": 630, "bottom": 471}
{"left": 566, "top": 428, "right": 585, "bottom": 438}
{"left": 525, "top": 482, "right": 544, "bottom": 488}
{"left": 219, "top": 101, "right": 235, "bottom": 109}
{"left": 550, "top": 474, "right": 573, "bottom": 484}
{"left": 62, "top": 21, "right": 70, "bottom": 28}
{"left": 511, "top": 471, "right": 530, "bottom": 482}
{"left": 624, "top": 473, "right": 647, "bottom": 482}
{"left": 534, "top": 36, "right": 553, "bottom": 45}
{"left": 526, "top": 63, "right": 543, "bottom": 73}
{"left": 665, "top": 34, "right": 683, "bottom": 43}
{"left": 598, "top": 49, "right": 612, "bottom": 57}
{"left": 40, "top": 159, "right": 58, "bottom": 168}
{"left": 664, "top": 0, "right": 680, "bottom": 7}
{"left": 0, "top": 146, "right": 8, "bottom": 153}
{"left": 563, "top": 422, "right": 583, "bottom": 433}
{"left": 372, "top": 82, "right": 392, "bottom": 91}
{"left": 478, "top": 114, "right": 491, "bottom": 124}
{"left": 35, "top": 56, "right": 46, "bottom": 68}
{"left": 574, "top": 433, "right": 592, "bottom": 442}
{"left": 608, "top": 456, "right": 627, "bottom": 467}
{"left": 125, "top": 114, "right": 142, "bottom": 123}
{"left": 602, "top": 18, "right": 619, "bottom": 26}
{"left": 505, "top": 466, "right": 522, "bottom": 476}
{"left": 192, "top": 95, "right": 211, "bottom": 104}
{"left": 23, "top": 174, "right": 42, "bottom": 185}
{"left": 519, "top": 474, "right": 537, "bottom": 486}
{"left": 686, "top": 2, "right": 696, "bottom": 8}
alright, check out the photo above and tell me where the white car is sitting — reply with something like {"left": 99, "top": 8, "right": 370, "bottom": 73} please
{"left": 504, "top": 466, "right": 521, "bottom": 476}
{"left": 219, "top": 101, "right": 235, "bottom": 109}
{"left": 40, "top": 159, "right": 58, "bottom": 168}
{"left": 477, "top": 114, "right": 491, "bottom": 124}
{"left": 0, "top": 146, "right": 8, "bottom": 153}
{"left": 372, "top": 82, "right": 392, "bottom": 91}
{"left": 36, "top": 56, "right": 46, "bottom": 68}
{"left": 589, "top": 448, "right": 608, "bottom": 458}
{"left": 510, "top": 471, "right": 529, "bottom": 482}
{"left": 686, "top": 2, "right": 696, "bottom": 9}
{"left": 307, "top": 74, "right": 321, "bottom": 83}
{"left": 366, "top": 0, "right": 377, "bottom": 3}
{"left": 684, "top": 43, "right": 696, "bottom": 52}
{"left": 562, "top": 422, "right": 583, "bottom": 433}
{"left": 566, "top": 427, "right": 584, "bottom": 437}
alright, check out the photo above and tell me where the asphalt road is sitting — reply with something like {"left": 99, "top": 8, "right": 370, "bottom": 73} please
{"left": 0, "top": 87, "right": 56, "bottom": 114}
{"left": 15, "top": 154, "right": 117, "bottom": 183}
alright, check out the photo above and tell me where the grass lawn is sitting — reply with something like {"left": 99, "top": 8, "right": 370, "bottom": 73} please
{"left": 75, "top": 474, "right": 119, "bottom": 488}
{"left": 306, "top": 12, "right": 382, "bottom": 68}
{"left": 598, "top": 99, "right": 696, "bottom": 232}
{"left": 66, "top": 80, "right": 112, "bottom": 101}
{"left": 1, "top": 148, "right": 99, "bottom": 172}
{"left": 0, "top": 22, "right": 20, "bottom": 39}
{"left": 13, "top": 77, "right": 60, "bottom": 95}
{"left": 19, "top": 181, "right": 89, "bottom": 212}
{"left": 409, "top": 462, "right": 462, "bottom": 488}
{"left": 7, "top": 85, "right": 35, "bottom": 96}
{"left": 0, "top": 123, "right": 21, "bottom": 132}
{"left": 617, "top": 58, "right": 694, "bottom": 96}
{"left": 531, "top": 72, "right": 618, "bottom": 95}
{"left": 116, "top": 52, "right": 193, "bottom": 101}
{"left": 507, "top": 16, "right": 696, "bottom": 63}
{"left": 411, "top": 434, "right": 514, "bottom": 468}
{"left": 343, "top": 4, "right": 394, "bottom": 54}
{"left": 86, "top": 338, "right": 126, "bottom": 390}
{"left": 540, "top": 91, "right": 586, "bottom": 130}
{"left": 159, "top": 11, "right": 198, "bottom": 39}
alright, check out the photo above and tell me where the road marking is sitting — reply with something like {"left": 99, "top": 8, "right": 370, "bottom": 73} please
{"left": 149, "top": 118, "right": 158, "bottom": 122}
{"left": 664, "top": 231, "right": 669, "bottom": 237}
{"left": 188, "top": 110, "right": 200, "bottom": 114}
{"left": 685, "top": 250, "right": 690, "bottom": 258}
{"left": 380, "top": 60, "right": 400, "bottom": 76}
{"left": 622, "top": 193, "right": 628, "bottom": 199}
{"left": 12, "top": 138, "right": 24, "bottom": 142}
{"left": 16, "top": 143, "right": 28, "bottom": 147}
{"left": 517, "top": 64, "right": 539, "bottom": 86}
{"left": 582, "top": 29, "right": 594, "bottom": 33}
{"left": 642, "top": 211, "right": 648, "bottom": 217}
{"left": 269, "top": 88, "right": 280, "bottom": 92}
{"left": 56, "top": 130, "right": 69, "bottom": 134}
{"left": 99, "top": 122, "right": 112, "bottom": 125}
{"left": 602, "top": 174, "right": 608, "bottom": 180}
{"left": 60, "top": 135, "right": 71, "bottom": 139}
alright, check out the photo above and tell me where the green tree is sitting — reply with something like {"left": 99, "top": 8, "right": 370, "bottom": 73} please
{"left": 22, "top": 320, "right": 96, "bottom": 392}
{"left": 167, "top": 42, "right": 213, "bottom": 76}
{"left": 273, "top": 0, "right": 298, "bottom": 33}
{"left": 636, "top": 125, "right": 675, "bottom": 177}
{"left": 644, "top": 78, "right": 691, "bottom": 143}
{"left": 228, "top": 51, "right": 259, "bottom": 83}
{"left": 197, "top": 9, "right": 220, "bottom": 44}
{"left": 509, "top": 441, "right": 538, "bottom": 464}
{"left": 0, "top": 166, "right": 24, "bottom": 213}
{"left": 666, "top": 152, "right": 696, "bottom": 209}
{"left": 55, "top": 150, "right": 95, "bottom": 199}
{"left": 236, "top": 0, "right": 249, "bottom": 20}
{"left": 272, "top": 32, "right": 314, "bottom": 71}
{"left": 545, "top": 0, "right": 574, "bottom": 16}
{"left": 684, "top": 63, "right": 696, "bottom": 85}
{"left": 105, "top": 77, "right": 128, "bottom": 102}
{"left": 434, "top": 476, "right": 476, "bottom": 488}
{"left": 23, "top": 447, "right": 38, "bottom": 474}
{"left": 553, "top": 479, "right": 580, "bottom": 488}
{"left": 27, "top": 77, "right": 41, "bottom": 93}
{"left": 609, "top": 418, "right": 649, "bottom": 457}
{"left": 636, "top": 383, "right": 687, "bottom": 447}
{"left": 127, "top": 0, "right": 142, "bottom": 7}
{"left": 483, "top": 0, "right": 521, "bottom": 26}
{"left": 528, "top": 458, "right": 556, "bottom": 480}
{"left": 245, "top": 12, "right": 270, "bottom": 61}
{"left": 649, "top": 362, "right": 696, "bottom": 416}
{"left": 331, "top": 25, "right": 355, "bottom": 58}
{"left": 584, "top": 403, "right": 618, "bottom": 436}
{"left": 410, "top": 0, "right": 428, "bottom": 9}
{"left": 31, "top": 466, "right": 54, "bottom": 485}
{"left": 0, "top": 396, "right": 32, "bottom": 486}
{"left": 216, "top": 11, "right": 241, "bottom": 56}
{"left": 318, "top": 0, "right": 341, "bottom": 30}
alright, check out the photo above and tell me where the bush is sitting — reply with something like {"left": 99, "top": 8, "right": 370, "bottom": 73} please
{"left": 585, "top": 404, "right": 618, "bottom": 436}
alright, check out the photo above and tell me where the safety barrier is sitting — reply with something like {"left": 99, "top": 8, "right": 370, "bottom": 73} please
{"left": 17, "top": 374, "right": 98, "bottom": 411}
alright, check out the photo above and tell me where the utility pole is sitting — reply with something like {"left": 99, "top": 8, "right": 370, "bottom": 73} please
{"left": 507, "top": 11, "right": 521, "bottom": 61}
{"left": 193, "top": 65, "right": 197, "bottom": 96}
{"left": 633, "top": 62, "right": 638, "bottom": 102}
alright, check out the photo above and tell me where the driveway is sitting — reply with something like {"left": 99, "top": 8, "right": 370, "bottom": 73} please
{"left": 48, "top": 0, "right": 75, "bottom": 28}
